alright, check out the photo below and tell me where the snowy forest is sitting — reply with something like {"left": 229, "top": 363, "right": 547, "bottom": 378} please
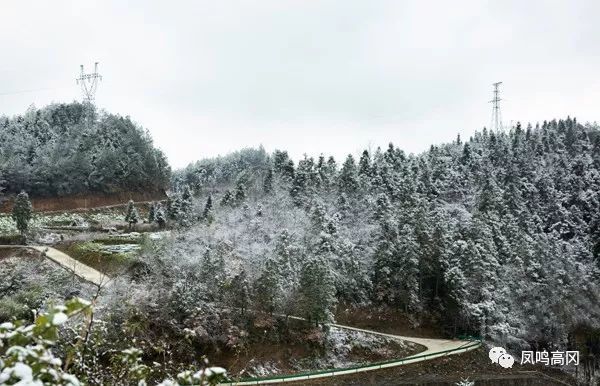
{"left": 2, "top": 112, "right": 600, "bottom": 384}
{"left": 171, "top": 117, "right": 600, "bottom": 350}
{"left": 0, "top": 102, "right": 170, "bottom": 197}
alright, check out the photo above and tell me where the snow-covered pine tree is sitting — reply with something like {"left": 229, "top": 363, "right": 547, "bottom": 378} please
{"left": 290, "top": 157, "right": 310, "bottom": 206}
{"left": 274, "top": 153, "right": 295, "bottom": 181}
{"left": 167, "top": 194, "right": 182, "bottom": 219}
{"left": 316, "top": 155, "right": 328, "bottom": 187}
{"left": 273, "top": 150, "right": 290, "bottom": 175}
{"left": 372, "top": 214, "right": 399, "bottom": 304}
{"left": 274, "top": 229, "right": 298, "bottom": 284}
{"left": 357, "top": 150, "right": 373, "bottom": 191}
{"left": 441, "top": 238, "right": 470, "bottom": 334}
{"left": 336, "top": 193, "right": 350, "bottom": 218}
{"left": 219, "top": 190, "right": 232, "bottom": 207}
{"left": 12, "top": 191, "right": 32, "bottom": 237}
{"left": 263, "top": 167, "right": 274, "bottom": 194}
{"left": 325, "top": 156, "right": 338, "bottom": 182}
{"left": 181, "top": 185, "right": 193, "bottom": 214}
{"left": 253, "top": 257, "right": 282, "bottom": 314}
{"left": 147, "top": 202, "right": 157, "bottom": 223}
{"left": 396, "top": 223, "right": 421, "bottom": 313}
{"left": 124, "top": 200, "right": 139, "bottom": 229}
{"left": 0, "top": 170, "right": 6, "bottom": 197}
{"left": 374, "top": 193, "right": 393, "bottom": 221}
{"left": 199, "top": 246, "right": 226, "bottom": 300}
{"left": 298, "top": 256, "right": 336, "bottom": 326}
{"left": 202, "top": 194, "right": 213, "bottom": 222}
{"left": 230, "top": 270, "right": 250, "bottom": 315}
{"left": 339, "top": 154, "right": 358, "bottom": 194}
{"left": 358, "top": 149, "right": 371, "bottom": 176}
{"left": 234, "top": 178, "right": 247, "bottom": 204}
{"left": 155, "top": 206, "right": 166, "bottom": 228}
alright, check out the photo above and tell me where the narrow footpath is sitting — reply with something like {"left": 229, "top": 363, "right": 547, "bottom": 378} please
{"left": 0, "top": 245, "right": 111, "bottom": 287}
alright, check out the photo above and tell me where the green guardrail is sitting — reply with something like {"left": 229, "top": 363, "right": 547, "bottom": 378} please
{"left": 223, "top": 338, "right": 482, "bottom": 384}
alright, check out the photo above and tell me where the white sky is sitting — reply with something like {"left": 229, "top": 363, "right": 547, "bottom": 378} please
{"left": 1, "top": 0, "right": 599, "bottom": 168}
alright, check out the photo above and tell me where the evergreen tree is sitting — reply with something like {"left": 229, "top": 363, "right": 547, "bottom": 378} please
{"left": 273, "top": 150, "right": 290, "bottom": 174}
{"left": 339, "top": 154, "right": 358, "bottom": 193}
{"left": 316, "top": 155, "right": 327, "bottom": 185}
{"left": 272, "top": 229, "right": 301, "bottom": 317}
{"left": 374, "top": 193, "right": 393, "bottom": 221}
{"left": 234, "top": 178, "right": 247, "bottom": 203}
{"left": 0, "top": 171, "right": 6, "bottom": 197}
{"left": 148, "top": 202, "right": 157, "bottom": 223}
{"left": 253, "top": 257, "right": 282, "bottom": 314}
{"left": 298, "top": 256, "right": 336, "bottom": 325}
{"left": 274, "top": 229, "right": 298, "bottom": 282}
{"left": 315, "top": 155, "right": 337, "bottom": 188}
{"left": 272, "top": 151, "right": 295, "bottom": 181}
{"left": 358, "top": 149, "right": 372, "bottom": 190}
{"left": 310, "top": 203, "right": 330, "bottom": 233}
{"left": 11, "top": 191, "right": 32, "bottom": 236}
{"left": 199, "top": 247, "right": 226, "bottom": 299}
{"left": 326, "top": 156, "right": 337, "bottom": 172}
{"left": 167, "top": 195, "right": 182, "bottom": 220}
{"left": 180, "top": 185, "right": 193, "bottom": 214}
{"left": 372, "top": 215, "right": 399, "bottom": 304}
{"left": 124, "top": 200, "right": 139, "bottom": 229}
{"left": 263, "top": 167, "right": 274, "bottom": 194}
{"left": 230, "top": 270, "right": 250, "bottom": 315}
{"left": 372, "top": 216, "right": 421, "bottom": 312}
{"left": 591, "top": 213, "right": 600, "bottom": 259}
{"left": 290, "top": 157, "right": 315, "bottom": 205}
{"left": 336, "top": 193, "right": 350, "bottom": 217}
{"left": 358, "top": 149, "right": 371, "bottom": 176}
{"left": 220, "top": 190, "right": 234, "bottom": 207}
{"left": 202, "top": 194, "right": 213, "bottom": 222}
{"left": 155, "top": 207, "right": 166, "bottom": 228}
{"left": 441, "top": 239, "right": 470, "bottom": 332}
{"left": 396, "top": 223, "right": 421, "bottom": 313}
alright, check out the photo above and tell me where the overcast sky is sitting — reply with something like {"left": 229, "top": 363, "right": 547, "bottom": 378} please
{"left": 1, "top": 1, "right": 599, "bottom": 168}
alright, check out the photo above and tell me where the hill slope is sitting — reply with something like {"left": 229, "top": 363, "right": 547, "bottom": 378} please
{"left": 171, "top": 118, "right": 600, "bottom": 353}
{"left": 0, "top": 102, "right": 170, "bottom": 197}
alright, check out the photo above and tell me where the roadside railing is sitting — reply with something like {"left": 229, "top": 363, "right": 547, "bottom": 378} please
{"left": 220, "top": 337, "right": 482, "bottom": 385}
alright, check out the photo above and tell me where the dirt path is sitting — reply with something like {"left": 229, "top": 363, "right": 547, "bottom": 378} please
{"left": 0, "top": 245, "right": 111, "bottom": 287}
{"left": 330, "top": 322, "right": 477, "bottom": 361}
{"left": 0, "top": 198, "right": 166, "bottom": 216}
{"left": 28, "top": 199, "right": 167, "bottom": 215}
{"left": 221, "top": 316, "right": 480, "bottom": 385}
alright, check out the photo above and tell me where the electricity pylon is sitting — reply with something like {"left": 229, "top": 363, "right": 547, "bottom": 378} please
{"left": 489, "top": 82, "right": 503, "bottom": 131}
{"left": 76, "top": 62, "right": 102, "bottom": 104}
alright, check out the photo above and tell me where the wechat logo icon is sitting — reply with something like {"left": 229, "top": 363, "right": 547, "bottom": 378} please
{"left": 489, "top": 347, "right": 515, "bottom": 368}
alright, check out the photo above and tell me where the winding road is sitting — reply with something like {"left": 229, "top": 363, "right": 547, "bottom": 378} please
{"left": 1, "top": 244, "right": 480, "bottom": 385}
{"left": 221, "top": 318, "right": 480, "bottom": 385}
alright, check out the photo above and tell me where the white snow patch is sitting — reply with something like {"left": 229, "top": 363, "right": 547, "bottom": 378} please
{"left": 52, "top": 312, "right": 68, "bottom": 326}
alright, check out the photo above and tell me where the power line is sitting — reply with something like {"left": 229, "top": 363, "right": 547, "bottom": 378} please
{"left": 489, "top": 81, "right": 503, "bottom": 131}
{"left": 0, "top": 86, "right": 72, "bottom": 97}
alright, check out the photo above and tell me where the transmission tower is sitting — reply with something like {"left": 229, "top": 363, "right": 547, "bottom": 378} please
{"left": 489, "top": 81, "right": 503, "bottom": 131}
{"left": 76, "top": 62, "right": 102, "bottom": 103}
